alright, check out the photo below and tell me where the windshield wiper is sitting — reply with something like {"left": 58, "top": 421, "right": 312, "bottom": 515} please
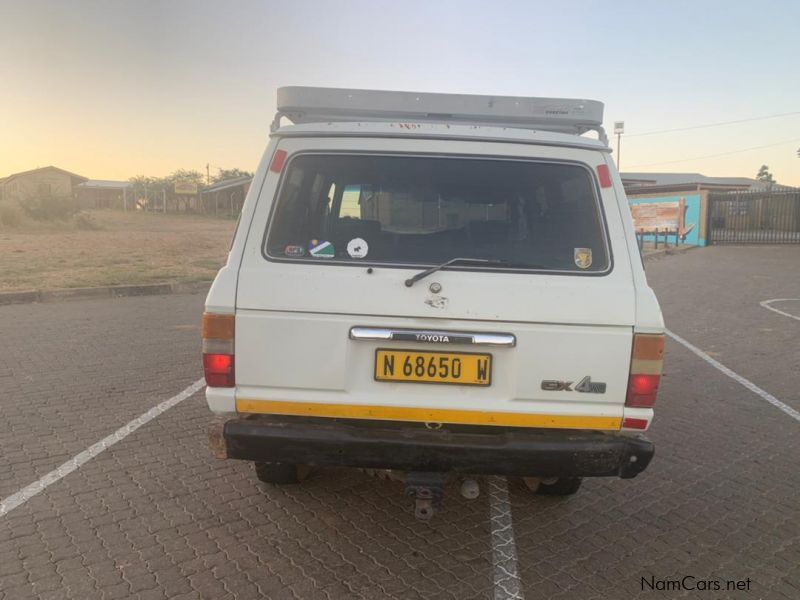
{"left": 404, "top": 257, "right": 506, "bottom": 287}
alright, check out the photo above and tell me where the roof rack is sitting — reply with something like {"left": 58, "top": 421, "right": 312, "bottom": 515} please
{"left": 274, "top": 86, "right": 607, "bottom": 144}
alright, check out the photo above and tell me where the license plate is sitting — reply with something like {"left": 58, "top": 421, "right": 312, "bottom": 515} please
{"left": 374, "top": 349, "right": 492, "bottom": 386}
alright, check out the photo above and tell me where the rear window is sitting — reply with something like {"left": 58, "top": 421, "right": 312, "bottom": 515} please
{"left": 265, "top": 154, "right": 610, "bottom": 273}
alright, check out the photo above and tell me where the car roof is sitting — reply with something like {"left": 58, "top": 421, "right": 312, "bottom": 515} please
{"left": 271, "top": 121, "right": 610, "bottom": 152}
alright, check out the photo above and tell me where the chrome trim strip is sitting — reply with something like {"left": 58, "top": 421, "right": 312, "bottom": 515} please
{"left": 349, "top": 327, "right": 516, "bottom": 347}
{"left": 349, "top": 327, "right": 394, "bottom": 341}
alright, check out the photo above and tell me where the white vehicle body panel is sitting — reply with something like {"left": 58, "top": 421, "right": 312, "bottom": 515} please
{"left": 205, "top": 121, "right": 663, "bottom": 431}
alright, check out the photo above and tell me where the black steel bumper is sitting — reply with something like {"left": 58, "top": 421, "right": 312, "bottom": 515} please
{"left": 213, "top": 416, "right": 654, "bottom": 479}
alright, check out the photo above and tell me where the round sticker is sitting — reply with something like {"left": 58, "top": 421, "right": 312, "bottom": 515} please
{"left": 347, "top": 238, "right": 369, "bottom": 259}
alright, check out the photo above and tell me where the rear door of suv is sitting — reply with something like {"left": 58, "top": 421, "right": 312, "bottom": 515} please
{"left": 234, "top": 133, "right": 635, "bottom": 430}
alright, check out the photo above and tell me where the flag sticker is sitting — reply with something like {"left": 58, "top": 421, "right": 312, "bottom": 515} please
{"left": 309, "top": 239, "right": 335, "bottom": 258}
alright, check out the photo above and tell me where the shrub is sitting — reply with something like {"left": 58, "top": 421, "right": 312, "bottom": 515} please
{"left": 74, "top": 211, "right": 102, "bottom": 230}
{"left": 0, "top": 204, "right": 22, "bottom": 227}
{"left": 20, "top": 194, "right": 79, "bottom": 221}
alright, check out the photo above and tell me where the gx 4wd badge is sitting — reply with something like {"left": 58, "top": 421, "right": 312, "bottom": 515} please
{"left": 541, "top": 376, "right": 607, "bottom": 394}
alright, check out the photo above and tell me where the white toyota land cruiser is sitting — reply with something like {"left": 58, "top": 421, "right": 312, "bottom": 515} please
{"left": 204, "top": 87, "right": 664, "bottom": 520}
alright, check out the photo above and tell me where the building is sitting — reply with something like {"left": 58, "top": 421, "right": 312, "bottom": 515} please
{"left": 621, "top": 172, "right": 792, "bottom": 195}
{"left": 0, "top": 166, "right": 88, "bottom": 203}
{"left": 200, "top": 176, "right": 252, "bottom": 217}
{"left": 76, "top": 180, "right": 133, "bottom": 210}
{"left": 621, "top": 172, "right": 798, "bottom": 247}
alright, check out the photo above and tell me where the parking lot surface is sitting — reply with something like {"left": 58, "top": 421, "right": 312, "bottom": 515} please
{"left": 1, "top": 246, "right": 799, "bottom": 599}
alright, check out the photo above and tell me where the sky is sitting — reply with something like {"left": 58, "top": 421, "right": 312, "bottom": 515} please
{"left": 1, "top": 0, "right": 799, "bottom": 184}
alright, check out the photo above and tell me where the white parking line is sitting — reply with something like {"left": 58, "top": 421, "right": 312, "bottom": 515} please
{"left": 760, "top": 298, "right": 800, "bottom": 322}
{"left": 0, "top": 378, "right": 205, "bottom": 518}
{"left": 488, "top": 476, "right": 524, "bottom": 600}
{"left": 666, "top": 329, "right": 800, "bottom": 423}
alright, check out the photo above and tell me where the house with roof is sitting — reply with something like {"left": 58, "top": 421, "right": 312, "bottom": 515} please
{"left": 76, "top": 179, "right": 133, "bottom": 209}
{"left": 0, "top": 166, "right": 88, "bottom": 204}
{"left": 621, "top": 172, "right": 792, "bottom": 195}
{"left": 620, "top": 172, "right": 798, "bottom": 247}
{"left": 199, "top": 175, "right": 252, "bottom": 217}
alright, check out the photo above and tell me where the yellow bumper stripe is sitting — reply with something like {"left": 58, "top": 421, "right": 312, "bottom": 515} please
{"left": 236, "top": 399, "right": 622, "bottom": 430}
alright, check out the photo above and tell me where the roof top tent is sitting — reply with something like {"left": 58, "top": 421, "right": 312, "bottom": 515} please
{"left": 273, "top": 86, "right": 607, "bottom": 144}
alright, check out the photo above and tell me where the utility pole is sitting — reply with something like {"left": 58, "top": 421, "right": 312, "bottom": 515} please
{"left": 206, "top": 163, "right": 210, "bottom": 185}
{"left": 613, "top": 122, "right": 625, "bottom": 170}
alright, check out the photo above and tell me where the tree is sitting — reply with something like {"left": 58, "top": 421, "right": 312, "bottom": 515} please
{"left": 129, "top": 169, "right": 205, "bottom": 211}
{"left": 170, "top": 169, "right": 205, "bottom": 186}
{"left": 756, "top": 165, "right": 775, "bottom": 183}
{"left": 212, "top": 168, "right": 253, "bottom": 183}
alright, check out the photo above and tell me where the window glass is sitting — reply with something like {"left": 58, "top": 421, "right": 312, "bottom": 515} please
{"left": 266, "top": 154, "right": 609, "bottom": 272}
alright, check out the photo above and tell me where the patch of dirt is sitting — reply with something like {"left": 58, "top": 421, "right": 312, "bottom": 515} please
{"left": 0, "top": 210, "right": 236, "bottom": 291}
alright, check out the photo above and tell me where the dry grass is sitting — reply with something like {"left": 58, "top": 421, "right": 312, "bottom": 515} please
{"left": 0, "top": 210, "right": 236, "bottom": 291}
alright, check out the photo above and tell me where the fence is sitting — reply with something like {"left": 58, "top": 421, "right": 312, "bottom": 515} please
{"left": 77, "top": 179, "right": 251, "bottom": 218}
{"left": 707, "top": 189, "right": 800, "bottom": 244}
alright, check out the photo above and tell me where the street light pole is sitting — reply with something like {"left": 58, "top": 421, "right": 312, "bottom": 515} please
{"left": 613, "top": 121, "right": 625, "bottom": 170}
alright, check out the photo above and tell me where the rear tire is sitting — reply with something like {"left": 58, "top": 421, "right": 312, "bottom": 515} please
{"left": 254, "top": 462, "right": 308, "bottom": 484}
{"left": 536, "top": 477, "right": 582, "bottom": 496}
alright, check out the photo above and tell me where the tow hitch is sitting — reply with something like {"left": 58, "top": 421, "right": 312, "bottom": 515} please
{"left": 404, "top": 472, "right": 448, "bottom": 521}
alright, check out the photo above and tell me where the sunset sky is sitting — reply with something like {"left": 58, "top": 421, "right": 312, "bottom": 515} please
{"left": 1, "top": 0, "right": 798, "bottom": 184}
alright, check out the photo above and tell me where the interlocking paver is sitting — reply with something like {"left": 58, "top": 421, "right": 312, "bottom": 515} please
{"left": 1, "top": 247, "right": 799, "bottom": 598}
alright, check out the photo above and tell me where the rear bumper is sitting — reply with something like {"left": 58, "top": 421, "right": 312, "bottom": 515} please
{"left": 211, "top": 416, "right": 654, "bottom": 479}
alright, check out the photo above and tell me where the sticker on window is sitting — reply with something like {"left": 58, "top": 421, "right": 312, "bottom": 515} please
{"left": 574, "top": 248, "right": 592, "bottom": 269}
{"left": 309, "top": 239, "right": 335, "bottom": 258}
{"left": 284, "top": 245, "right": 306, "bottom": 257}
{"left": 346, "top": 238, "right": 369, "bottom": 259}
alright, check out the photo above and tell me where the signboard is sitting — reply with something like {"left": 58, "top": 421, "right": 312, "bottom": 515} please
{"left": 613, "top": 121, "right": 624, "bottom": 134}
{"left": 630, "top": 196, "right": 705, "bottom": 246}
{"left": 174, "top": 181, "right": 198, "bottom": 195}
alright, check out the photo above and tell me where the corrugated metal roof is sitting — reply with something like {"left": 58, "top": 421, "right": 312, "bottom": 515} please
{"left": 621, "top": 172, "right": 758, "bottom": 187}
{"left": 201, "top": 176, "right": 252, "bottom": 194}
{"left": 1, "top": 165, "right": 88, "bottom": 184}
{"left": 78, "top": 179, "right": 132, "bottom": 189}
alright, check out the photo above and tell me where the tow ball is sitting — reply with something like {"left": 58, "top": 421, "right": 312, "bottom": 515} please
{"left": 404, "top": 472, "right": 448, "bottom": 521}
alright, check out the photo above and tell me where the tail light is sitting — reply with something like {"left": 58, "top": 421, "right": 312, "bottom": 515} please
{"left": 203, "top": 313, "right": 235, "bottom": 387}
{"left": 626, "top": 333, "right": 664, "bottom": 408}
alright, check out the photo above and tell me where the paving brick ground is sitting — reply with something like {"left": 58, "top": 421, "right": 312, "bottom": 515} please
{"left": 1, "top": 246, "right": 798, "bottom": 599}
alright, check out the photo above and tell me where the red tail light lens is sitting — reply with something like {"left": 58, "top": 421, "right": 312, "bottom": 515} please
{"left": 622, "top": 417, "right": 649, "bottom": 430}
{"left": 626, "top": 333, "right": 664, "bottom": 409}
{"left": 626, "top": 374, "right": 661, "bottom": 408}
{"left": 202, "top": 312, "right": 235, "bottom": 388}
{"left": 203, "top": 353, "right": 235, "bottom": 388}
